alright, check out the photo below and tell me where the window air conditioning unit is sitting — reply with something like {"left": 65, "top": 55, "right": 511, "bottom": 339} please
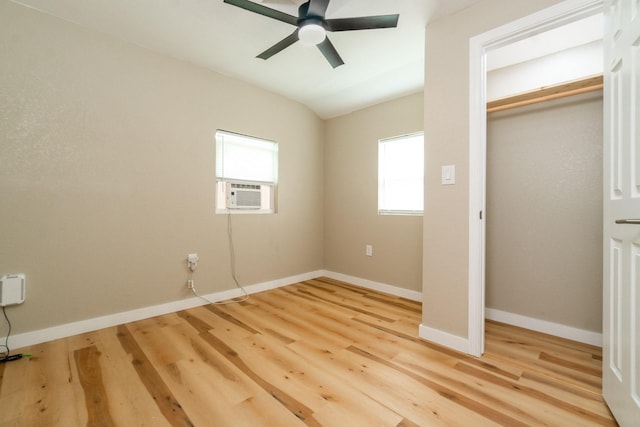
{"left": 227, "top": 182, "right": 262, "bottom": 209}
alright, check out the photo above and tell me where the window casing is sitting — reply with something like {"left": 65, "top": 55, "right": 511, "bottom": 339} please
{"left": 378, "top": 132, "right": 424, "bottom": 215}
{"left": 215, "top": 130, "right": 278, "bottom": 213}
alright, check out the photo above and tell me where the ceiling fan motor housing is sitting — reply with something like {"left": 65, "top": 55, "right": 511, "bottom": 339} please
{"left": 298, "top": 1, "right": 327, "bottom": 46}
{"left": 298, "top": 1, "right": 325, "bottom": 20}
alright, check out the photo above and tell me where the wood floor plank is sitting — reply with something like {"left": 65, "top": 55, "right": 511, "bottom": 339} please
{"left": 231, "top": 392, "right": 309, "bottom": 426}
{"left": 10, "top": 339, "right": 85, "bottom": 427}
{"left": 116, "top": 324, "right": 195, "bottom": 427}
{"left": 214, "top": 300, "right": 303, "bottom": 344}
{"left": 0, "top": 279, "right": 618, "bottom": 426}
{"left": 233, "top": 334, "right": 405, "bottom": 426}
{"left": 348, "top": 346, "right": 526, "bottom": 427}
{"left": 301, "top": 279, "right": 421, "bottom": 321}
{"left": 90, "top": 328, "right": 172, "bottom": 427}
{"left": 131, "top": 315, "right": 270, "bottom": 427}
{"left": 484, "top": 339, "right": 602, "bottom": 392}
{"left": 451, "top": 359, "right": 615, "bottom": 426}
{"left": 289, "top": 339, "right": 498, "bottom": 427}
{"left": 486, "top": 321, "right": 603, "bottom": 369}
{"left": 178, "top": 310, "right": 325, "bottom": 426}
{"left": 518, "top": 371, "right": 614, "bottom": 419}
{"left": 0, "top": 350, "right": 31, "bottom": 426}
{"left": 74, "top": 345, "right": 116, "bottom": 427}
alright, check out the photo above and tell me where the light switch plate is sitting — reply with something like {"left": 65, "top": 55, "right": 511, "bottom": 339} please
{"left": 442, "top": 165, "right": 456, "bottom": 185}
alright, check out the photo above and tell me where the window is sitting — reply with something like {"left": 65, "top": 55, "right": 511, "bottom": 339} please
{"left": 378, "top": 132, "right": 424, "bottom": 215}
{"left": 215, "top": 130, "right": 278, "bottom": 213}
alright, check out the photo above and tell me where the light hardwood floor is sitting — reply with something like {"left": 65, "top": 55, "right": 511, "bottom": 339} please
{"left": 0, "top": 277, "right": 616, "bottom": 426}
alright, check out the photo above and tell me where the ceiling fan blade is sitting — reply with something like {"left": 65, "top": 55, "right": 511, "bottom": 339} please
{"left": 317, "top": 36, "right": 344, "bottom": 68}
{"left": 223, "top": 0, "right": 297, "bottom": 26}
{"left": 257, "top": 29, "right": 299, "bottom": 60}
{"left": 307, "top": 0, "right": 330, "bottom": 18}
{"left": 326, "top": 14, "right": 399, "bottom": 32}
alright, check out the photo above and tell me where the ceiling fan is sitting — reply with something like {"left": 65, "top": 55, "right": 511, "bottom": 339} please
{"left": 223, "top": 0, "right": 400, "bottom": 68}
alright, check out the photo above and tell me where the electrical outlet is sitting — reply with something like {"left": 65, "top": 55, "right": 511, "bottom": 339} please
{"left": 187, "top": 253, "right": 199, "bottom": 271}
{"left": 365, "top": 245, "right": 373, "bottom": 257}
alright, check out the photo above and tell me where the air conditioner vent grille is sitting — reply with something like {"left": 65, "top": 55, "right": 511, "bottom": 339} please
{"left": 228, "top": 183, "right": 262, "bottom": 209}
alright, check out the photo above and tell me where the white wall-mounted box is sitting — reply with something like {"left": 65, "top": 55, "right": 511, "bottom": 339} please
{"left": 0, "top": 274, "right": 25, "bottom": 306}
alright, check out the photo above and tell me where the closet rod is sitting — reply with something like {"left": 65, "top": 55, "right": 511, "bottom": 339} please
{"left": 487, "top": 75, "right": 603, "bottom": 113}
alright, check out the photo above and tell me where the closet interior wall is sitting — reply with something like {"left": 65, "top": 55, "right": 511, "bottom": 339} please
{"left": 485, "top": 87, "right": 603, "bottom": 334}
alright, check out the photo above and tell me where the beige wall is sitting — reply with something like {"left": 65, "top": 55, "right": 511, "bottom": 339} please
{"left": 324, "top": 93, "right": 424, "bottom": 291}
{"left": 3, "top": 0, "right": 593, "bottom": 340}
{"left": 422, "top": 0, "right": 563, "bottom": 337}
{"left": 486, "top": 91, "right": 603, "bottom": 332}
{"left": 0, "top": 1, "right": 324, "bottom": 334}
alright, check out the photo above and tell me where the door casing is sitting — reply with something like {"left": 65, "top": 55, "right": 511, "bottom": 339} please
{"left": 467, "top": 0, "right": 604, "bottom": 357}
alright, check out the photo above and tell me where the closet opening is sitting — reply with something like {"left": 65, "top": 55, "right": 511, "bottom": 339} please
{"left": 485, "top": 12, "right": 604, "bottom": 349}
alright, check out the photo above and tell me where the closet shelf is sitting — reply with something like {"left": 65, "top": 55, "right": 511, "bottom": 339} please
{"left": 487, "top": 75, "right": 603, "bottom": 113}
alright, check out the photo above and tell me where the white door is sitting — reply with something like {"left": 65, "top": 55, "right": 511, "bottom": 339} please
{"left": 602, "top": 0, "right": 640, "bottom": 425}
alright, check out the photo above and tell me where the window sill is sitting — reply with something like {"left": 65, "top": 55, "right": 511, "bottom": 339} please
{"left": 216, "top": 209, "right": 275, "bottom": 215}
{"left": 378, "top": 210, "right": 423, "bottom": 216}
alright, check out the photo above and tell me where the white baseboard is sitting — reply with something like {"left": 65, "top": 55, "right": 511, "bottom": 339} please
{"left": 418, "top": 324, "right": 470, "bottom": 354}
{"left": 321, "top": 271, "right": 422, "bottom": 302}
{"left": 21, "top": 270, "right": 596, "bottom": 356}
{"left": 9, "top": 270, "right": 325, "bottom": 350}
{"left": 9, "top": 270, "right": 421, "bottom": 350}
{"left": 485, "top": 308, "right": 602, "bottom": 347}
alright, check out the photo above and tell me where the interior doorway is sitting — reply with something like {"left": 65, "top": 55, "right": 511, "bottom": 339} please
{"left": 484, "top": 16, "right": 603, "bottom": 343}
{"left": 467, "top": 0, "right": 604, "bottom": 357}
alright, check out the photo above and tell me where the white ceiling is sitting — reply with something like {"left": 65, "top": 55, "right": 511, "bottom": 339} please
{"left": 12, "top": 0, "right": 483, "bottom": 119}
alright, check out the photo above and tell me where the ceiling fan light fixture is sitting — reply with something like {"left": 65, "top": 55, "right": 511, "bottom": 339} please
{"left": 298, "top": 23, "right": 326, "bottom": 46}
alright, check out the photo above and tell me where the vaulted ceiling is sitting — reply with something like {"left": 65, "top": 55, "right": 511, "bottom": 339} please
{"left": 12, "top": 0, "right": 483, "bottom": 118}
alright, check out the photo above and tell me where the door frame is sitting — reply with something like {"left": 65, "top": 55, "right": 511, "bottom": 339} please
{"left": 467, "top": 0, "right": 604, "bottom": 357}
